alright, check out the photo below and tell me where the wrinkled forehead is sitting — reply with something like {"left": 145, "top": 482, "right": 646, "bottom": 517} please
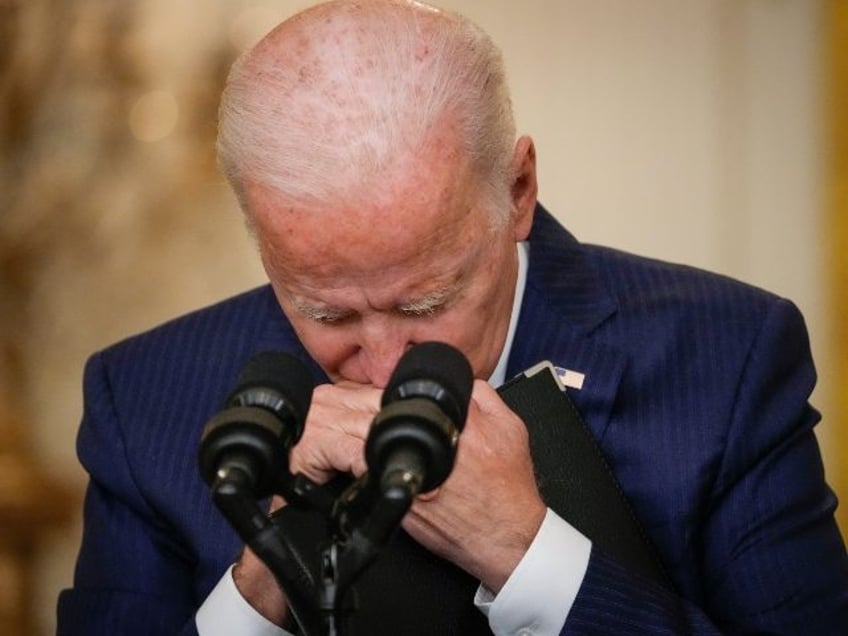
{"left": 243, "top": 167, "right": 491, "bottom": 296}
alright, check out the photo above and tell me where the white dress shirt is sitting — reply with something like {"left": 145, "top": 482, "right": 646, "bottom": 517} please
{"left": 196, "top": 242, "right": 592, "bottom": 635}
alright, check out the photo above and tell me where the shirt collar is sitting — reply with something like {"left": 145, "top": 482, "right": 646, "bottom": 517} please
{"left": 488, "top": 241, "right": 529, "bottom": 387}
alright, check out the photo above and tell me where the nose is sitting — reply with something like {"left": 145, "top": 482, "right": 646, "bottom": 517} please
{"left": 357, "top": 317, "right": 413, "bottom": 387}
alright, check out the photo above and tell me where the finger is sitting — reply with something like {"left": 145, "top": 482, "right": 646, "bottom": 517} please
{"left": 417, "top": 486, "right": 441, "bottom": 502}
{"left": 312, "top": 382, "right": 382, "bottom": 410}
{"left": 308, "top": 383, "right": 382, "bottom": 438}
{"left": 469, "top": 379, "right": 510, "bottom": 416}
{"left": 290, "top": 431, "right": 366, "bottom": 481}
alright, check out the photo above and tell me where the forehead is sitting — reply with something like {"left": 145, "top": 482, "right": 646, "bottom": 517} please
{"left": 245, "top": 194, "right": 491, "bottom": 320}
{"left": 261, "top": 208, "right": 485, "bottom": 317}
{"left": 246, "top": 147, "right": 486, "bottom": 285}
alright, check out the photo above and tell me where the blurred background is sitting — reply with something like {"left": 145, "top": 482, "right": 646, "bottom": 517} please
{"left": 1, "top": 0, "right": 846, "bottom": 633}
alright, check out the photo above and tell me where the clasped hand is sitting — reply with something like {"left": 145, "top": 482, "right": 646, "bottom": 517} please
{"left": 234, "top": 379, "right": 547, "bottom": 624}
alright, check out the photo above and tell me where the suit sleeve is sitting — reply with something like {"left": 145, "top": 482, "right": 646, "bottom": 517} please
{"left": 563, "top": 298, "right": 848, "bottom": 634}
{"left": 56, "top": 352, "right": 201, "bottom": 636}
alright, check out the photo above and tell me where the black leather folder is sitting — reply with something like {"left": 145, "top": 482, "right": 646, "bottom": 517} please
{"left": 497, "top": 362, "right": 669, "bottom": 588}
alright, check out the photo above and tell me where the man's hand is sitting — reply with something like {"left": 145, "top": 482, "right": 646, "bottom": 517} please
{"left": 287, "top": 381, "right": 382, "bottom": 481}
{"left": 401, "top": 379, "right": 547, "bottom": 593}
{"left": 231, "top": 382, "right": 382, "bottom": 626}
{"left": 233, "top": 499, "right": 291, "bottom": 626}
{"left": 232, "top": 379, "right": 544, "bottom": 622}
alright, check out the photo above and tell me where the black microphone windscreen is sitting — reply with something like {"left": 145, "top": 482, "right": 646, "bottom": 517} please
{"left": 382, "top": 342, "right": 473, "bottom": 425}
{"left": 231, "top": 351, "right": 314, "bottom": 422}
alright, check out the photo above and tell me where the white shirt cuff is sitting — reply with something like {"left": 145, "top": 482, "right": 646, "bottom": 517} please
{"left": 474, "top": 508, "right": 592, "bottom": 636}
{"left": 196, "top": 564, "right": 290, "bottom": 636}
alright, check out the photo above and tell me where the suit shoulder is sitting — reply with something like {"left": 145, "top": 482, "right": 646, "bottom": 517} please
{"left": 527, "top": 206, "right": 791, "bottom": 330}
{"left": 584, "top": 243, "right": 785, "bottom": 321}
{"left": 80, "top": 284, "right": 300, "bottom": 447}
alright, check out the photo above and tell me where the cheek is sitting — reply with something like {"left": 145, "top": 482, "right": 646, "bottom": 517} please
{"left": 288, "top": 320, "right": 358, "bottom": 374}
{"left": 270, "top": 285, "right": 358, "bottom": 374}
{"left": 412, "top": 312, "right": 489, "bottom": 371}
{"left": 434, "top": 282, "right": 512, "bottom": 379}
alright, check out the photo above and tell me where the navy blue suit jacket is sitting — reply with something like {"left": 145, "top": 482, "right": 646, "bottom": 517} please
{"left": 58, "top": 206, "right": 848, "bottom": 634}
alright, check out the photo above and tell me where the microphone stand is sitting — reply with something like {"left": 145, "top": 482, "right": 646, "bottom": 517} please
{"left": 209, "top": 460, "right": 421, "bottom": 636}
{"left": 202, "top": 343, "right": 470, "bottom": 635}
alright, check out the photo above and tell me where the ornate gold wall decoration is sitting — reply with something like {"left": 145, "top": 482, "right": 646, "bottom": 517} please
{"left": 0, "top": 410, "right": 75, "bottom": 635}
{"left": 0, "top": 1, "right": 253, "bottom": 632}
{"left": 827, "top": 0, "right": 848, "bottom": 534}
{"left": 1, "top": 1, "right": 80, "bottom": 632}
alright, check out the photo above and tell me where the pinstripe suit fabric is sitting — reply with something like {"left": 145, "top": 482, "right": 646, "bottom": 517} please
{"left": 57, "top": 206, "right": 848, "bottom": 634}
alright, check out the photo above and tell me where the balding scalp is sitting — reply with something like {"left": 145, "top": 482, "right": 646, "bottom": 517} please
{"left": 217, "top": 0, "right": 515, "bottom": 217}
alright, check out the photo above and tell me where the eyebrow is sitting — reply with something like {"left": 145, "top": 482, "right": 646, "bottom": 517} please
{"left": 290, "top": 286, "right": 456, "bottom": 322}
{"left": 290, "top": 298, "right": 352, "bottom": 322}
{"left": 396, "top": 287, "right": 454, "bottom": 315}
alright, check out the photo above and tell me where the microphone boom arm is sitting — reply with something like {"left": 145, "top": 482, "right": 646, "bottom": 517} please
{"left": 210, "top": 464, "right": 325, "bottom": 636}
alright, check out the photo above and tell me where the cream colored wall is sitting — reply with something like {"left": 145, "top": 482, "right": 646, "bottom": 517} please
{"left": 457, "top": 0, "right": 833, "bottom": 453}
{"left": 452, "top": 0, "right": 831, "bottom": 443}
{"left": 30, "top": 1, "right": 830, "bottom": 633}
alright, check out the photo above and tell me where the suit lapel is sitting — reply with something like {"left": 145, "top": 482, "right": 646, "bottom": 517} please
{"left": 507, "top": 206, "right": 628, "bottom": 444}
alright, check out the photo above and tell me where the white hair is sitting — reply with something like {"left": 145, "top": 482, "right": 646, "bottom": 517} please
{"left": 216, "top": 0, "right": 516, "bottom": 225}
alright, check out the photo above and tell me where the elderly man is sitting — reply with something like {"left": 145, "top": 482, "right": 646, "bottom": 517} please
{"left": 58, "top": 1, "right": 848, "bottom": 635}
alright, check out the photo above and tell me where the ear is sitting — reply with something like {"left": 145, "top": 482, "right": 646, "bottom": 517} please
{"left": 509, "top": 135, "right": 538, "bottom": 241}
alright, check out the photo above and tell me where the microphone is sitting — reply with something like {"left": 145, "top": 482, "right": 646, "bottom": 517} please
{"left": 365, "top": 342, "right": 473, "bottom": 497}
{"left": 198, "top": 351, "right": 314, "bottom": 498}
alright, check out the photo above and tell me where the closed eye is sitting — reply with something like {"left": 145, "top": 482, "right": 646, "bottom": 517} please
{"left": 311, "top": 312, "right": 355, "bottom": 325}
{"left": 292, "top": 301, "right": 355, "bottom": 325}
